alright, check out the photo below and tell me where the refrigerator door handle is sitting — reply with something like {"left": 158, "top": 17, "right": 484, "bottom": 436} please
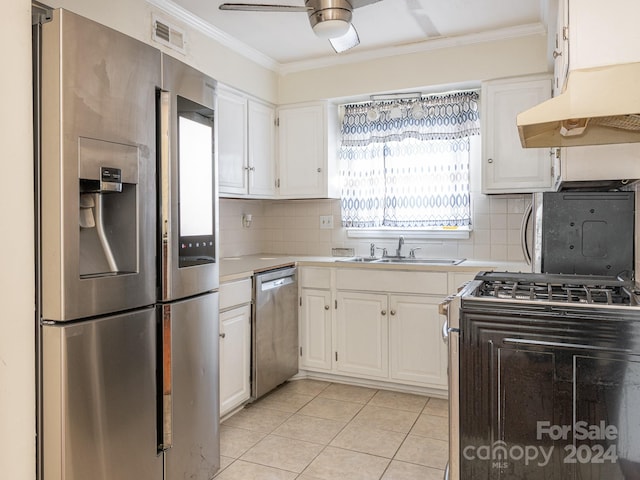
{"left": 159, "top": 90, "right": 172, "bottom": 300}
{"left": 160, "top": 304, "right": 173, "bottom": 450}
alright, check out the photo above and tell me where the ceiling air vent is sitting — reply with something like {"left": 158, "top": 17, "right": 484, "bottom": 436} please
{"left": 152, "top": 14, "right": 187, "bottom": 54}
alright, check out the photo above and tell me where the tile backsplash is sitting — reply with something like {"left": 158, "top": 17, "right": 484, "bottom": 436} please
{"left": 220, "top": 193, "right": 532, "bottom": 263}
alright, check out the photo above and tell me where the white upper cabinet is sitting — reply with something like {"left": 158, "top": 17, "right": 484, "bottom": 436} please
{"left": 552, "top": 0, "right": 570, "bottom": 97}
{"left": 481, "top": 75, "right": 554, "bottom": 194}
{"left": 248, "top": 100, "right": 276, "bottom": 197}
{"left": 218, "top": 87, "right": 247, "bottom": 195}
{"left": 552, "top": 0, "right": 640, "bottom": 183}
{"left": 554, "top": 0, "right": 640, "bottom": 96}
{"left": 218, "top": 85, "right": 276, "bottom": 198}
{"left": 277, "top": 102, "right": 340, "bottom": 199}
{"left": 555, "top": 143, "right": 640, "bottom": 189}
{"left": 565, "top": 0, "right": 640, "bottom": 72}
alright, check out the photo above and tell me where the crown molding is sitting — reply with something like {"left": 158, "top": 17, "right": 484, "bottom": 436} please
{"left": 147, "top": 0, "right": 546, "bottom": 76}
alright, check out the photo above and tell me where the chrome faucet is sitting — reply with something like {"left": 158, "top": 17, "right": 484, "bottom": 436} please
{"left": 370, "top": 243, "right": 376, "bottom": 257}
{"left": 396, "top": 236, "right": 405, "bottom": 257}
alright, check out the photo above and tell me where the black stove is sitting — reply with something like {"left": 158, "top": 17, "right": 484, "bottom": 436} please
{"left": 449, "top": 271, "right": 640, "bottom": 480}
{"left": 472, "top": 271, "right": 638, "bottom": 306}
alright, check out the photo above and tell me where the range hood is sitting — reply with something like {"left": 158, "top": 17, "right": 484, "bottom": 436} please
{"left": 517, "top": 62, "right": 640, "bottom": 148}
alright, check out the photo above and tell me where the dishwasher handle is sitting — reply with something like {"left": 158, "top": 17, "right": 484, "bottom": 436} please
{"left": 261, "top": 275, "right": 295, "bottom": 291}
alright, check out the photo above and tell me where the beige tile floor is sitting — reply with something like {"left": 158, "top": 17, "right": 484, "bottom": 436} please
{"left": 216, "top": 379, "right": 448, "bottom": 480}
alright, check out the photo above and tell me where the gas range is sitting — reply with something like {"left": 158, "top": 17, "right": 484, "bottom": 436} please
{"left": 443, "top": 270, "right": 640, "bottom": 480}
{"left": 468, "top": 271, "right": 639, "bottom": 306}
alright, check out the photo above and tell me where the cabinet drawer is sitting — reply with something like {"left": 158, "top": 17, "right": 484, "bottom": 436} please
{"left": 220, "top": 278, "right": 252, "bottom": 310}
{"left": 299, "top": 267, "right": 332, "bottom": 289}
{"left": 336, "top": 269, "right": 448, "bottom": 295}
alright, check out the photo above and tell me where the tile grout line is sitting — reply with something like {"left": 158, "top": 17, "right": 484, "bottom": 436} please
{"left": 217, "top": 380, "right": 447, "bottom": 479}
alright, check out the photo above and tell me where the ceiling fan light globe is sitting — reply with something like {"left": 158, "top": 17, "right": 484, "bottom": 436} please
{"left": 312, "top": 18, "right": 350, "bottom": 38}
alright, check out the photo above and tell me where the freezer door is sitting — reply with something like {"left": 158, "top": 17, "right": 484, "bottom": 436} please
{"left": 163, "top": 292, "right": 220, "bottom": 480}
{"left": 42, "top": 308, "right": 161, "bottom": 480}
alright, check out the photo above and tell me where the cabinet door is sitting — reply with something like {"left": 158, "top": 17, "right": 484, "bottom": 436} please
{"left": 299, "top": 289, "right": 333, "bottom": 371}
{"left": 568, "top": 0, "right": 640, "bottom": 70}
{"left": 218, "top": 88, "right": 248, "bottom": 195}
{"left": 248, "top": 100, "right": 276, "bottom": 197}
{"left": 219, "top": 304, "right": 251, "bottom": 416}
{"left": 277, "top": 104, "right": 326, "bottom": 198}
{"left": 482, "top": 76, "right": 553, "bottom": 194}
{"left": 389, "top": 295, "right": 447, "bottom": 387}
{"left": 558, "top": 142, "right": 640, "bottom": 186}
{"left": 335, "top": 291, "right": 389, "bottom": 378}
{"left": 553, "top": 0, "right": 570, "bottom": 96}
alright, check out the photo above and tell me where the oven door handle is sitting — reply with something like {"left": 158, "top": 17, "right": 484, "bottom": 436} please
{"left": 442, "top": 320, "right": 449, "bottom": 344}
{"left": 441, "top": 320, "right": 460, "bottom": 345}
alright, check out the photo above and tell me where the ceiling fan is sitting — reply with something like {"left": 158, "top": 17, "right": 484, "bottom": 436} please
{"left": 219, "top": 0, "right": 383, "bottom": 53}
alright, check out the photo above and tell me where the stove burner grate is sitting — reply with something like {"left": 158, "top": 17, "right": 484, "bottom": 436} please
{"left": 481, "top": 279, "right": 631, "bottom": 305}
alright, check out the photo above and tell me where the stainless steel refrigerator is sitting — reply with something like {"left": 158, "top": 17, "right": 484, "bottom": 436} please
{"left": 35, "top": 8, "right": 220, "bottom": 480}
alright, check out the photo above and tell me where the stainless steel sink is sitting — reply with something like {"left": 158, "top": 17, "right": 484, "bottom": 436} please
{"left": 336, "top": 256, "right": 379, "bottom": 263}
{"left": 374, "top": 257, "right": 466, "bottom": 265}
{"left": 338, "top": 256, "right": 465, "bottom": 265}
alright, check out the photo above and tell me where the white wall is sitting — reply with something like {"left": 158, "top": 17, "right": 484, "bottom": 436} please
{"left": 0, "top": 0, "right": 36, "bottom": 478}
{"left": 49, "top": 0, "right": 279, "bottom": 102}
{"left": 278, "top": 34, "right": 549, "bottom": 104}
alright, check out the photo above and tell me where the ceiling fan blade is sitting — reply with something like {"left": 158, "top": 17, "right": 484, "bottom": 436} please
{"left": 219, "top": 3, "right": 311, "bottom": 12}
{"left": 405, "top": 0, "right": 440, "bottom": 37}
{"left": 329, "top": 23, "right": 360, "bottom": 53}
{"left": 348, "top": 0, "right": 383, "bottom": 9}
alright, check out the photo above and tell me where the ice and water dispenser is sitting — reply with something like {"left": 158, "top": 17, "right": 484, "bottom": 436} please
{"left": 40, "top": 133, "right": 156, "bottom": 322}
{"left": 78, "top": 138, "right": 139, "bottom": 278}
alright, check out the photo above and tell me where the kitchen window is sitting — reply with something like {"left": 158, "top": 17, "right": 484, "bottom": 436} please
{"left": 339, "top": 91, "right": 480, "bottom": 237}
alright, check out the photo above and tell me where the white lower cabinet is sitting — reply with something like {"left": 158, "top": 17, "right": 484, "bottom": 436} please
{"left": 298, "top": 266, "right": 456, "bottom": 392}
{"left": 389, "top": 295, "right": 446, "bottom": 387}
{"left": 336, "top": 291, "right": 389, "bottom": 379}
{"left": 219, "top": 278, "right": 252, "bottom": 417}
{"left": 219, "top": 305, "right": 251, "bottom": 416}
{"left": 299, "top": 288, "right": 332, "bottom": 371}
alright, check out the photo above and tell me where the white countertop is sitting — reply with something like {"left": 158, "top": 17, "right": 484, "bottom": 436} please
{"left": 219, "top": 254, "right": 531, "bottom": 283}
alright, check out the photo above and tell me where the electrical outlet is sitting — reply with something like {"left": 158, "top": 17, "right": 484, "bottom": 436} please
{"left": 319, "top": 215, "right": 334, "bottom": 229}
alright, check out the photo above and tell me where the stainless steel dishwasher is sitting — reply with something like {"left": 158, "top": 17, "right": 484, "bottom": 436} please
{"left": 252, "top": 266, "right": 298, "bottom": 400}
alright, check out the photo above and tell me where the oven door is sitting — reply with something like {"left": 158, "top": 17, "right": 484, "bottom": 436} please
{"left": 459, "top": 299, "right": 640, "bottom": 479}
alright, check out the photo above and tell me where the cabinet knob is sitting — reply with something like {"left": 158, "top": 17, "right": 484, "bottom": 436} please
{"left": 381, "top": 310, "right": 387, "bottom": 316}
{"left": 324, "top": 305, "right": 330, "bottom": 310}
{"left": 553, "top": 50, "right": 562, "bottom": 59}
{"left": 487, "top": 158, "right": 494, "bottom": 164}
{"left": 317, "top": 168, "right": 322, "bottom": 173}
{"left": 390, "top": 310, "right": 396, "bottom": 316}
{"left": 219, "top": 332, "right": 226, "bottom": 338}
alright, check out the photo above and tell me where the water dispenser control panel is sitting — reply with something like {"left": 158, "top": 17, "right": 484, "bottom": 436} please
{"left": 100, "top": 167, "right": 122, "bottom": 193}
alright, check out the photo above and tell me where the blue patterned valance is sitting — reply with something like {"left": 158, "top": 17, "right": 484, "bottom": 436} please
{"left": 341, "top": 91, "right": 480, "bottom": 147}
{"left": 339, "top": 91, "right": 479, "bottom": 229}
